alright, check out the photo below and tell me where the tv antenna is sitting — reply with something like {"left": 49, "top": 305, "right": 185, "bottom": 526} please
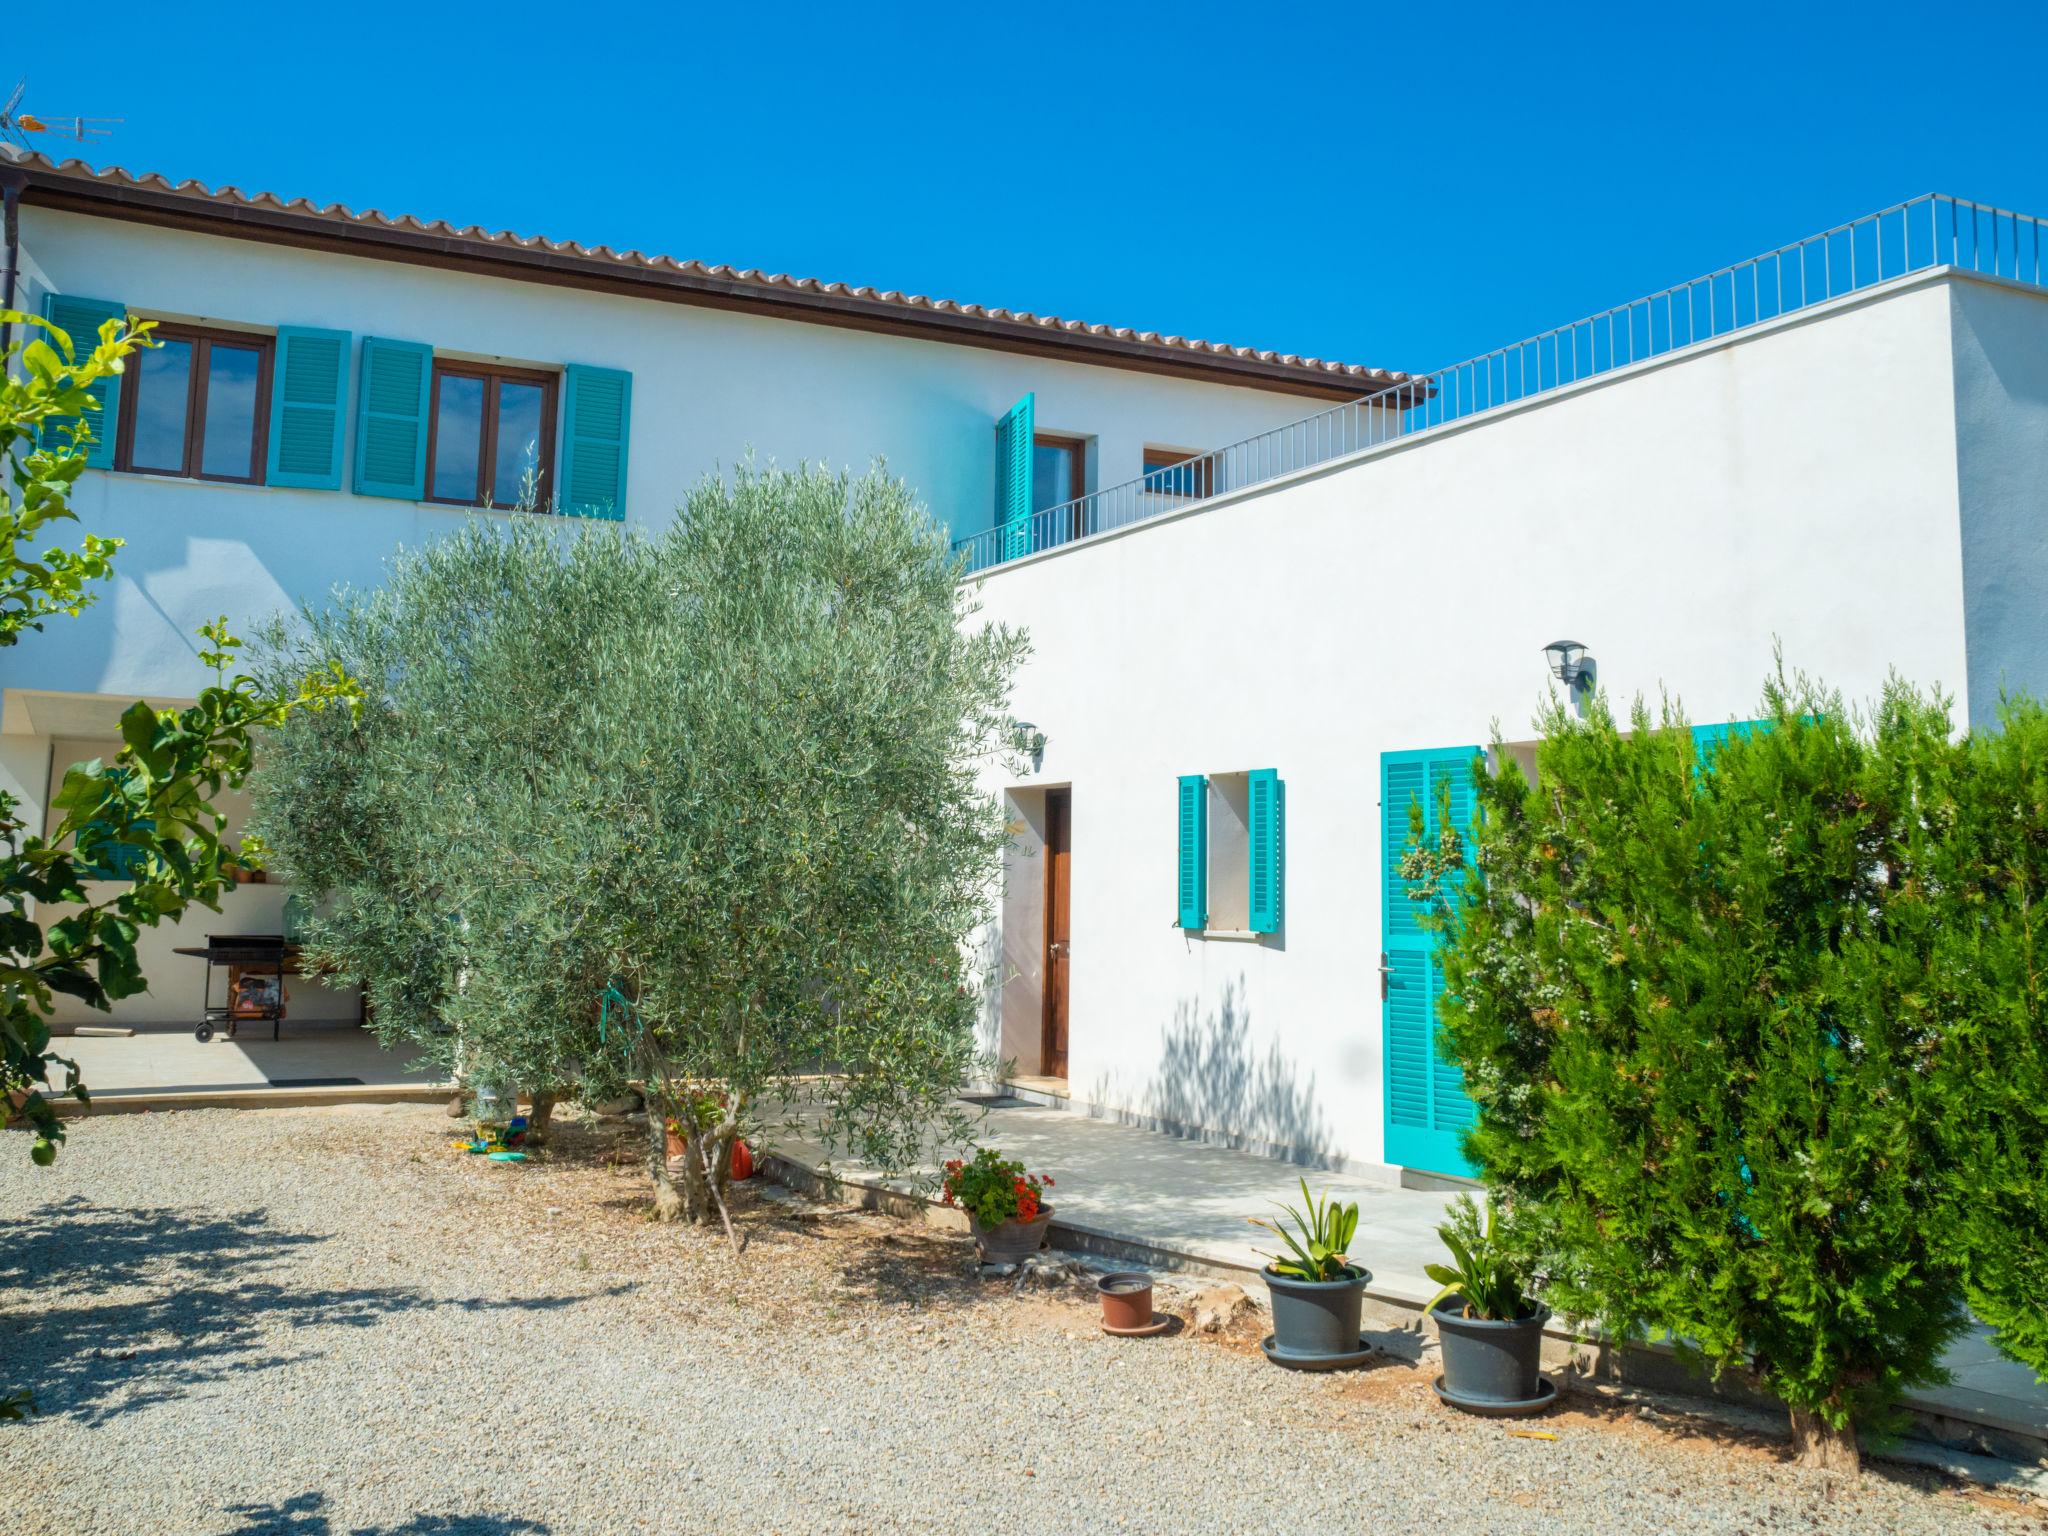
{"left": 0, "top": 78, "right": 121, "bottom": 155}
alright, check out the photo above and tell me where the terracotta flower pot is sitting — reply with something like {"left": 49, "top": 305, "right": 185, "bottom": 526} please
{"left": 970, "top": 1208, "right": 1052, "bottom": 1265}
{"left": 1098, "top": 1272, "right": 1153, "bottom": 1330}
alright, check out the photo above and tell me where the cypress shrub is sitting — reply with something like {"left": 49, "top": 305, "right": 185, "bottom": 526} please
{"left": 1407, "top": 672, "right": 2016, "bottom": 1469}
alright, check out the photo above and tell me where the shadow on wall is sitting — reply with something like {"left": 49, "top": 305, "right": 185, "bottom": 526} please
{"left": 972, "top": 917, "right": 1004, "bottom": 1066}
{"left": 1088, "top": 977, "right": 1336, "bottom": 1166}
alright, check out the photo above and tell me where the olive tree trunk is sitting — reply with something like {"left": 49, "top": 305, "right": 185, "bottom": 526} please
{"left": 643, "top": 1090, "right": 741, "bottom": 1238}
{"left": 645, "top": 1109, "right": 685, "bottom": 1222}
{"left": 525, "top": 1089, "right": 558, "bottom": 1139}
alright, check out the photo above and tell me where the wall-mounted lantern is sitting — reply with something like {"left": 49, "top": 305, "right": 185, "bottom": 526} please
{"left": 1011, "top": 719, "right": 1047, "bottom": 771}
{"left": 1542, "top": 639, "right": 1593, "bottom": 694}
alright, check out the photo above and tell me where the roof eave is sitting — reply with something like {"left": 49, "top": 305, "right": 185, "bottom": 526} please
{"left": 17, "top": 166, "right": 1397, "bottom": 403}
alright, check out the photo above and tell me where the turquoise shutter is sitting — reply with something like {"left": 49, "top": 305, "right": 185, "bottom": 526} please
{"left": 352, "top": 336, "right": 432, "bottom": 499}
{"left": 1381, "top": 745, "right": 1483, "bottom": 1177}
{"left": 1247, "top": 768, "right": 1285, "bottom": 933}
{"left": 40, "top": 292, "right": 128, "bottom": 467}
{"left": 560, "top": 364, "right": 632, "bottom": 520}
{"left": 266, "top": 326, "right": 351, "bottom": 489}
{"left": 995, "top": 393, "right": 1034, "bottom": 558}
{"left": 1691, "top": 719, "right": 1763, "bottom": 770}
{"left": 1176, "top": 774, "right": 1207, "bottom": 929}
{"left": 78, "top": 817, "right": 154, "bottom": 881}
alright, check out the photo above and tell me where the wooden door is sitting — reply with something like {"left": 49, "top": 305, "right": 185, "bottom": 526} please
{"left": 1042, "top": 789, "right": 1071, "bottom": 1079}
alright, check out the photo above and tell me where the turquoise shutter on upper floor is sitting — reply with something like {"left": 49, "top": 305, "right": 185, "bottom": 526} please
{"left": 40, "top": 292, "right": 128, "bottom": 467}
{"left": 560, "top": 365, "right": 632, "bottom": 520}
{"left": 1247, "top": 768, "right": 1285, "bottom": 934}
{"left": 266, "top": 326, "right": 351, "bottom": 489}
{"left": 352, "top": 336, "right": 432, "bottom": 499}
{"left": 1177, "top": 774, "right": 1208, "bottom": 929}
{"left": 995, "top": 393, "right": 1033, "bottom": 559}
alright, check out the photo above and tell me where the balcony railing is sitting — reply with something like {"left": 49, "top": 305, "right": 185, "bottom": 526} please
{"left": 955, "top": 193, "right": 2048, "bottom": 575}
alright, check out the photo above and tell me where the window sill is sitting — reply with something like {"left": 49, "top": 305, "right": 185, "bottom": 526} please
{"left": 94, "top": 470, "right": 272, "bottom": 493}
{"left": 415, "top": 500, "right": 618, "bottom": 523}
{"left": 1200, "top": 928, "right": 1268, "bottom": 942}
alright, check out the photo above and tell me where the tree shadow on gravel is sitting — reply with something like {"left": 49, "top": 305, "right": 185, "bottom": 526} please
{"left": 829, "top": 1224, "right": 979, "bottom": 1309}
{"left": 218, "top": 1490, "right": 549, "bottom": 1534}
{"left": 0, "top": 1195, "right": 626, "bottom": 1427}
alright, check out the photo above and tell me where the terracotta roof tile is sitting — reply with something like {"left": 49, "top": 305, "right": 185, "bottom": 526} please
{"left": 11, "top": 154, "right": 1406, "bottom": 398}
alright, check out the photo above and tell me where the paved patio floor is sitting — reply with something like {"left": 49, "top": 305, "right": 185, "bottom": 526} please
{"left": 775, "top": 1094, "right": 2048, "bottom": 1451}
{"left": 46, "top": 1019, "right": 446, "bottom": 1101}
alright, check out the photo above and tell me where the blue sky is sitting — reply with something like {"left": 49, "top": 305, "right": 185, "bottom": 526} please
{"left": 12, "top": 2, "right": 2047, "bottom": 377}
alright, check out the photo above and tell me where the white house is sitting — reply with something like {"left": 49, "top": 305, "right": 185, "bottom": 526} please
{"left": 1, "top": 153, "right": 1382, "bottom": 1027}
{"left": 966, "top": 196, "right": 2048, "bottom": 1185}
{"left": 11, "top": 160, "right": 2046, "bottom": 1189}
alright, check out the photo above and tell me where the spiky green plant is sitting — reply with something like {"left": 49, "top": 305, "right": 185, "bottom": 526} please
{"left": 1422, "top": 1194, "right": 1529, "bottom": 1321}
{"left": 1248, "top": 1178, "right": 1361, "bottom": 1281}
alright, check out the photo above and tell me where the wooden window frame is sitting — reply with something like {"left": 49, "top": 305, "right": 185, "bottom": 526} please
{"left": 1142, "top": 445, "right": 1212, "bottom": 499}
{"left": 113, "top": 322, "right": 274, "bottom": 485}
{"left": 1032, "top": 432, "right": 1088, "bottom": 542}
{"left": 424, "top": 360, "right": 560, "bottom": 510}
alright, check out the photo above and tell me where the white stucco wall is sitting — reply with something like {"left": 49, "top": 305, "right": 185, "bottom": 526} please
{"left": 1949, "top": 277, "right": 2048, "bottom": 725}
{"left": 7, "top": 207, "right": 1337, "bottom": 704}
{"left": 8, "top": 204, "right": 1340, "bottom": 1027}
{"left": 967, "top": 272, "right": 1979, "bottom": 1177}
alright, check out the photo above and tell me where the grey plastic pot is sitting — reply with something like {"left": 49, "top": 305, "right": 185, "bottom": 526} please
{"left": 1432, "top": 1297, "right": 1551, "bottom": 1404}
{"left": 970, "top": 1209, "right": 1052, "bottom": 1265}
{"left": 1263, "top": 1265, "right": 1371, "bottom": 1361}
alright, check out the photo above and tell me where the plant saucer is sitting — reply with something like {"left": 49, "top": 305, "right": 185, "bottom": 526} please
{"left": 1100, "top": 1314, "right": 1174, "bottom": 1338}
{"left": 1259, "top": 1335, "right": 1377, "bottom": 1371}
{"left": 1430, "top": 1374, "right": 1559, "bottom": 1417}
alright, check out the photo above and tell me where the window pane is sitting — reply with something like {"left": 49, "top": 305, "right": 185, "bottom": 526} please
{"left": 201, "top": 344, "right": 263, "bottom": 479}
{"left": 431, "top": 373, "right": 486, "bottom": 502}
{"left": 1145, "top": 452, "right": 1203, "bottom": 498}
{"left": 129, "top": 338, "right": 194, "bottom": 472}
{"left": 1031, "top": 441, "right": 1077, "bottom": 515}
{"left": 492, "top": 381, "right": 546, "bottom": 508}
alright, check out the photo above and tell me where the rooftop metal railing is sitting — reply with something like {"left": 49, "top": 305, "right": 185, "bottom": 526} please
{"left": 954, "top": 193, "right": 2048, "bottom": 575}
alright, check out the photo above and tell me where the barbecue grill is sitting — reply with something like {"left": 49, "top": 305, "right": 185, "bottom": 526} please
{"left": 171, "top": 934, "right": 296, "bottom": 1042}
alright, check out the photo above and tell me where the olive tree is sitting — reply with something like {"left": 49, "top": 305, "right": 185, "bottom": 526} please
{"left": 249, "top": 526, "right": 650, "bottom": 1130}
{"left": 251, "top": 464, "right": 1026, "bottom": 1226}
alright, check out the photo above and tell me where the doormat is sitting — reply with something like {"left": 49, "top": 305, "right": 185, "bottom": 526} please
{"left": 266, "top": 1076, "right": 367, "bottom": 1088}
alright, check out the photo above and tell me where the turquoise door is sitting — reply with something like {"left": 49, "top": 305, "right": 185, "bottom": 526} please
{"left": 1381, "top": 745, "right": 1483, "bottom": 1177}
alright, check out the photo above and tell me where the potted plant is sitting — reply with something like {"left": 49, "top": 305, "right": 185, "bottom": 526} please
{"left": 941, "top": 1149, "right": 1054, "bottom": 1265}
{"left": 1247, "top": 1179, "right": 1373, "bottom": 1368}
{"left": 1424, "top": 1194, "right": 1553, "bottom": 1414}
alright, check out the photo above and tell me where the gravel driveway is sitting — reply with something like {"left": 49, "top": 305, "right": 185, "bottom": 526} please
{"left": 0, "top": 1104, "right": 2031, "bottom": 1535}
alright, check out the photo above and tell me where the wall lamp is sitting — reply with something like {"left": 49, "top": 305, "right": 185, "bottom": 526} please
{"left": 1011, "top": 720, "right": 1047, "bottom": 770}
{"left": 1543, "top": 639, "right": 1593, "bottom": 693}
